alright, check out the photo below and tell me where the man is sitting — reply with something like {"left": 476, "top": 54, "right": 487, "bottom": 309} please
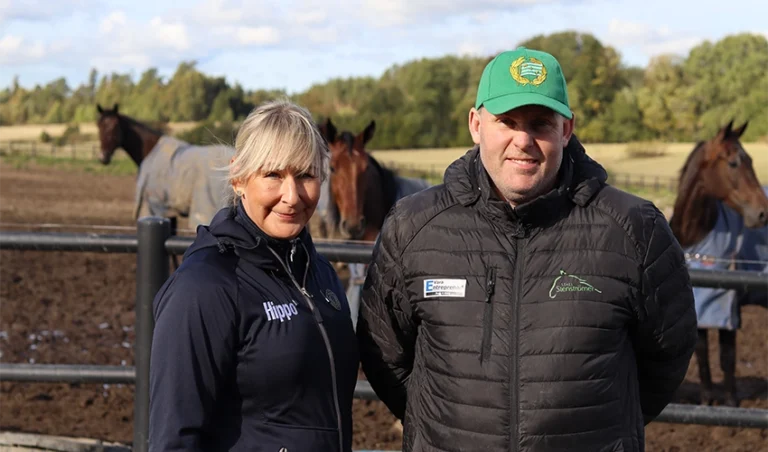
{"left": 356, "top": 47, "right": 697, "bottom": 452}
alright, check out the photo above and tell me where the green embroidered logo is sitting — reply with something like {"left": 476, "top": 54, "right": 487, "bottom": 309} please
{"left": 549, "top": 270, "right": 602, "bottom": 299}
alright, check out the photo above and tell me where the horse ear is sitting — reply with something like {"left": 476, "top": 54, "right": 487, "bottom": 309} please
{"left": 321, "top": 118, "right": 337, "bottom": 143}
{"left": 113, "top": 103, "right": 119, "bottom": 114}
{"left": 97, "top": 104, "right": 103, "bottom": 114}
{"left": 716, "top": 119, "right": 734, "bottom": 141}
{"left": 362, "top": 120, "right": 376, "bottom": 145}
{"left": 733, "top": 121, "right": 748, "bottom": 138}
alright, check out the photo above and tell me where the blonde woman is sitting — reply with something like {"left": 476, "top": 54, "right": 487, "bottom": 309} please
{"left": 149, "top": 99, "right": 359, "bottom": 451}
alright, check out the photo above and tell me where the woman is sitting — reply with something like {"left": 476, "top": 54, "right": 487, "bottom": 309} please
{"left": 148, "top": 99, "right": 360, "bottom": 451}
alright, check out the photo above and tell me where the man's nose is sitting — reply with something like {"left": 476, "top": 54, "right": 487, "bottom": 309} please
{"left": 512, "top": 130, "right": 534, "bottom": 150}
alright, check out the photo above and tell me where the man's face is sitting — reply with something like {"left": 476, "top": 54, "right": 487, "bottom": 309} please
{"left": 468, "top": 104, "right": 574, "bottom": 206}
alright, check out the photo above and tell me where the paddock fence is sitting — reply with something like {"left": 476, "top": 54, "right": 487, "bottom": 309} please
{"left": 1, "top": 218, "right": 767, "bottom": 452}
{"left": 0, "top": 141, "right": 679, "bottom": 194}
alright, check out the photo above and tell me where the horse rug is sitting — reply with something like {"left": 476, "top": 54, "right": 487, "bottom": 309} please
{"left": 734, "top": 186, "right": 768, "bottom": 306}
{"left": 682, "top": 201, "right": 745, "bottom": 330}
{"left": 136, "top": 136, "right": 234, "bottom": 228}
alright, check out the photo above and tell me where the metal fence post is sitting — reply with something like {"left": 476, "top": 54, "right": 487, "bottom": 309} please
{"left": 134, "top": 217, "right": 171, "bottom": 452}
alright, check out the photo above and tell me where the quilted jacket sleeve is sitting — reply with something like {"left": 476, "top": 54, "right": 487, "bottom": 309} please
{"left": 356, "top": 210, "right": 417, "bottom": 420}
{"left": 633, "top": 206, "right": 698, "bottom": 424}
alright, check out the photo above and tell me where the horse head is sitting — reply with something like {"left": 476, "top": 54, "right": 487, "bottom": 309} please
{"left": 319, "top": 118, "right": 376, "bottom": 240}
{"left": 672, "top": 119, "right": 768, "bottom": 246}
{"left": 96, "top": 103, "right": 122, "bottom": 165}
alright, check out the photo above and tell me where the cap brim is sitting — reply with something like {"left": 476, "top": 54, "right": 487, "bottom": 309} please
{"left": 483, "top": 92, "right": 573, "bottom": 119}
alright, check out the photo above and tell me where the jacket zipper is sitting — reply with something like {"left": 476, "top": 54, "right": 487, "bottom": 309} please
{"left": 480, "top": 267, "right": 496, "bottom": 363}
{"left": 510, "top": 239, "right": 523, "bottom": 452}
{"left": 267, "top": 244, "right": 344, "bottom": 452}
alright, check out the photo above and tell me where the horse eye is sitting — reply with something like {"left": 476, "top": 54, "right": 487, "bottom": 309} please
{"left": 728, "top": 159, "right": 739, "bottom": 168}
{"left": 330, "top": 167, "right": 335, "bottom": 173}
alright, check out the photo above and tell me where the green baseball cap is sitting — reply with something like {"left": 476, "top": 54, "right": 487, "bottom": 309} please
{"left": 475, "top": 46, "right": 572, "bottom": 119}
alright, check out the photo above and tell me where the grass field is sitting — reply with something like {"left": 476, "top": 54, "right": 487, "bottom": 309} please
{"left": 0, "top": 122, "right": 199, "bottom": 141}
{"left": 372, "top": 142, "right": 768, "bottom": 182}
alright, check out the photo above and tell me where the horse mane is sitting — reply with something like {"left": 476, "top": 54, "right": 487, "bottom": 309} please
{"left": 117, "top": 113, "right": 166, "bottom": 137}
{"left": 670, "top": 139, "right": 718, "bottom": 247}
{"left": 368, "top": 154, "right": 399, "bottom": 212}
{"left": 676, "top": 140, "right": 706, "bottom": 195}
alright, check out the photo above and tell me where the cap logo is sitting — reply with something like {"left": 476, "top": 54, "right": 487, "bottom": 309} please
{"left": 510, "top": 56, "right": 547, "bottom": 86}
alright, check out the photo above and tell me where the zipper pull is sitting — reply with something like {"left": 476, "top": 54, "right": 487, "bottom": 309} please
{"left": 300, "top": 287, "right": 313, "bottom": 299}
{"left": 485, "top": 267, "right": 496, "bottom": 303}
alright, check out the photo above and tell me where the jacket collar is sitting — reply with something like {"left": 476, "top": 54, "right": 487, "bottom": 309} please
{"left": 444, "top": 134, "right": 607, "bottom": 235}
{"left": 185, "top": 201, "right": 314, "bottom": 279}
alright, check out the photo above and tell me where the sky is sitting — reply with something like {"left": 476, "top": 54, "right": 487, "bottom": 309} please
{"left": 1, "top": 0, "right": 766, "bottom": 94}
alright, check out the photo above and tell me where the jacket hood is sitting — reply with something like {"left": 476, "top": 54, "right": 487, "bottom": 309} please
{"left": 184, "top": 201, "right": 315, "bottom": 273}
{"left": 445, "top": 134, "right": 608, "bottom": 211}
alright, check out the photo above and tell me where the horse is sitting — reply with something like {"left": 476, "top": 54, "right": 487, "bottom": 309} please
{"left": 313, "top": 118, "right": 430, "bottom": 330}
{"left": 669, "top": 119, "right": 768, "bottom": 407}
{"left": 314, "top": 118, "right": 430, "bottom": 242}
{"left": 96, "top": 104, "right": 234, "bottom": 230}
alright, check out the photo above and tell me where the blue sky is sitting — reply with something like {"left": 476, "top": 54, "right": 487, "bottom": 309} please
{"left": 1, "top": 0, "right": 766, "bottom": 94}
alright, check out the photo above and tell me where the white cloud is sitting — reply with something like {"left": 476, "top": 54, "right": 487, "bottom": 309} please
{"left": 296, "top": 11, "right": 327, "bottom": 26}
{"left": 361, "top": 0, "right": 555, "bottom": 26}
{"left": 0, "top": 35, "right": 47, "bottom": 65}
{"left": 95, "top": 11, "right": 193, "bottom": 57}
{"left": 235, "top": 26, "right": 281, "bottom": 45}
{"left": 606, "top": 18, "right": 701, "bottom": 58}
{"left": 0, "top": 0, "right": 92, "bottom": 26}
{"left": 98, "top": 11, "right": 127, "bottom": 34}
{"left": 148, "top": 17, "right": 191, "bottom": 51}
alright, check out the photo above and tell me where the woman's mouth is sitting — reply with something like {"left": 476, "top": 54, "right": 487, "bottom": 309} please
{"left": 274, "top": 211, "right": 299, "bottom": 221}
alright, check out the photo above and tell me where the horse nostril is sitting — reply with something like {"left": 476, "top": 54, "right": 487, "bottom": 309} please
{"left": 760, "top": 211, "right": 767, "bottom": 224}
{"left": 359, "top": 217, "right": 366, "bottom": 230}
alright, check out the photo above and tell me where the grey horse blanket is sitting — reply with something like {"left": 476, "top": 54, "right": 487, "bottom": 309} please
{"left": 682, "top": 186, "right": 768, "bottom": 329}
{"left": 135, "top": 136, "right": 234, "bottom": 228}
{"left": 683, "top": 201, "right": 744, "bottom": 330}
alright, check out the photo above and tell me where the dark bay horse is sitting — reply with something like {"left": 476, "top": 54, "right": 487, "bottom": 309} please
{"left": 96, "top": 104, "right": 234, "bottom": 229}
{"left": 669, "top": 120, "right": 768, "bottom": 407}
{"left": 316, "top": 118, "right": 429, "bottom": 242}
{"left": 314, "top": 118, "right": 430, "bottom": 332}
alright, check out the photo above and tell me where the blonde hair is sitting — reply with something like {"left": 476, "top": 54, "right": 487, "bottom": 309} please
{"left": 227, "top": 98, "right": 329, "bottom": 205}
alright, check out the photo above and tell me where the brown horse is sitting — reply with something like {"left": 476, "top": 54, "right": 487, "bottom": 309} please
{"left": 317, "top": 118, "right": 404, "bottom": 242}
{"left": 670, "top": 119, "right": 768, "bottom": 407}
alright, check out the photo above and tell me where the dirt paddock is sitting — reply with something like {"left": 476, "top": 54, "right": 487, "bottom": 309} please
{"left": 0, "top": 161, "right": 766, "bottom": 451}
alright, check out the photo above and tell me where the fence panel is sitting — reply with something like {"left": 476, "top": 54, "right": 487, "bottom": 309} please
{"left": 1, "top": 221, "right": 767, "bottom": 449}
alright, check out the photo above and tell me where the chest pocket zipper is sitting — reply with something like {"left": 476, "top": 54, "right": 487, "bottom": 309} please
{"left": 480, "top": 267, "right": 496, "bottom": 363}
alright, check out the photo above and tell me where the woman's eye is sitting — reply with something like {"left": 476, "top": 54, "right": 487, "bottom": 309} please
{"left": 265, "top": 172, "right": 280, "bottom": 178}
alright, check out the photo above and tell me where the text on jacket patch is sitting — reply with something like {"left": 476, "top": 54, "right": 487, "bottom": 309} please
{"left": 263, "top": 301, "right": 299, "bottom": 322}
{"left": 423, "top": 279, "right": 467, "bottom": 298}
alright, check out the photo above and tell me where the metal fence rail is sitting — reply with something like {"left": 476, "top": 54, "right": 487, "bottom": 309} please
{"left": 1, "top": 219, "right": 768, "bottom": 451}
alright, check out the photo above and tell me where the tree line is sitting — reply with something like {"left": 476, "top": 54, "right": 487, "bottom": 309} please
{"left": 1, "top": 31, "right": 766, "bottom": 149}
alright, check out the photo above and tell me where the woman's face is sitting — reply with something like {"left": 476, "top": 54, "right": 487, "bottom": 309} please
{"left": 233, "top": 168, "right": 321, "bottom": 240}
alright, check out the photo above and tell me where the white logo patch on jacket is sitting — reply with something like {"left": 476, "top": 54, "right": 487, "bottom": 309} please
{"left": 424, "top": 279, "right": 467, "bottom": 298}
{"left": 264, "top": 301, "right": 299, "bottom": 322}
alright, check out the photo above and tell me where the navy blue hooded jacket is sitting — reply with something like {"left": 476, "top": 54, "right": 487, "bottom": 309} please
{"left": 148, "top": 203, "right": 360, "bottom": 451}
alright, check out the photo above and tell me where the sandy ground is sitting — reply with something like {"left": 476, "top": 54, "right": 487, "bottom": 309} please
{"left": 0, "top": 161, "right": 766, "bottom": 451}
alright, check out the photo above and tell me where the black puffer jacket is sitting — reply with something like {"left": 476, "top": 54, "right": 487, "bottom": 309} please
{"left": 357, "top": 138, "right": 697, "bottom": 452}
